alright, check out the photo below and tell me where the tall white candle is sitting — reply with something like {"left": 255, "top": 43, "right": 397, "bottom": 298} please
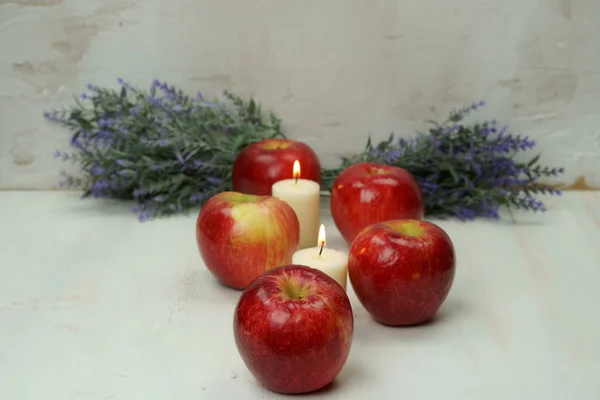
{"left": 292, "top": 225, "right": 348, "bottom": 290}
{"left": 271, "top": 160, "right": 320, "bottom": 250}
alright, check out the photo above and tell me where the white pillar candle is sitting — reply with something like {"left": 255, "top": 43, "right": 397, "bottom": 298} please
{"left": 271, "top": 160, "right": 320, "bottom": 250}
{"left": 292, "top": 225, "right": 348, "bottom": 290}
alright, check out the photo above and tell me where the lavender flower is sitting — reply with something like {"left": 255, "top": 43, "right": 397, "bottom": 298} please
{"left": 133, "top": 202, "right": 155, "bottom": 222}
{"left": 205, "top": 176, "right": 223, "bottom": 186}
{"left": 190, "top": 193, "right": 205, "bottom": 203}
{"left": 90, "top": 165, "right": 105, "bottom": 175}
{"left": 91, "top": 179, "right": 112, "bottom": 192}
{"left": 99, "top": 117, "right": 115, "bottom": 127}
{"left": 132, "top": 189, "right": 151, "bottom": 198}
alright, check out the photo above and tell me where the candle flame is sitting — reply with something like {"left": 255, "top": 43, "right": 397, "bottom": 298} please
{"left": 293, "top": 160, "right": 301, "bottom": 180}
{"left": 318, "top": 224, "right": 326, "bottom": 248}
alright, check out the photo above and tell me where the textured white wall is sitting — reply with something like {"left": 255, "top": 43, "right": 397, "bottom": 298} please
{"left": 1, "top": 0, "right": 599, "bottom": 189}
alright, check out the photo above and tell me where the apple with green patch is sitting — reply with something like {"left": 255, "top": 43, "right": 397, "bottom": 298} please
{"left": 330, "top": 162, "right": 424, "bottom": 245}
{"left": 234, "top": 265, "right": 354, "bottom": 394}
{"left": 348, "top": 219, "right": 456, "bottom": 326}
{"left": 196, "top": 191, "right": 300, "bottom": 289}
{"left": 232, "top": 138, "right": 322, "bottom": 195}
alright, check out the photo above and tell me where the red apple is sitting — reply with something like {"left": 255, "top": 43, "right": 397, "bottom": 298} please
{"left": 196, "top": 191, "right": 300, "bottom": 289}
{"left": 330, "top": 162, "right": 424, "bottom": 244}
{"left": 348, "top": 219, "right": 455, "bottom": 326}
{"left": 232, "top": 138, "right": 322, "bottom": 196}
{"left": 234, "top": 264, "right": 354, "bottom": 394}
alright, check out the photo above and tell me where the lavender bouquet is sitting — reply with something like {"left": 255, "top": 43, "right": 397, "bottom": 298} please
{"left": 322, "top": 102, "right": 564, "bottom": 220}
{"left": 46, "top": 79, "right": 564, "bottom": 221}
{"left": 46, "top": 79, "right": 283, "bottom": 221}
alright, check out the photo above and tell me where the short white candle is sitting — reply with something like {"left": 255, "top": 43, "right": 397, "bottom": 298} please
{"left": 292, "top": 225, "right": 348, "bottom": 290}
{"left": 271, "top": 160, "right": 320, "bottom": 250}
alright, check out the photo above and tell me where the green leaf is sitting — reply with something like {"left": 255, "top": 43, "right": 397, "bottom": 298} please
{"left": 233, "top": 133, "right": 248, "bottom": 150}
{"left": 527, "top": 154, "right": 541, "bottom": 167}
{"left": 248, "top": 99, "right": 256, "bottom": 116}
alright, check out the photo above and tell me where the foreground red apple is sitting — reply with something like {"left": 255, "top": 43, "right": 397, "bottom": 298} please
{"left": 348, "top": 219, "right": 455, "bottom": 326}
{"left": 196, "top": 191, "right": 300, "bottom": 289}
{"left": 330, "top": 162, "right": 424, "bottom": 244}
{"left": 232, "top": 138, "right": 322, "bottom": 195}
{"left": 234, "top": 265, "right": 354, "bottom": 394}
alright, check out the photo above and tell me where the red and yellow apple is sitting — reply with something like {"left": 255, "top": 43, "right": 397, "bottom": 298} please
{"left": 234, "top": 264, "right": 354, "bottom": 394}
{"left": 196, "top": 191, "right": 300, "bottom": 289}
{"left": 348, "top": 219, "right": 456, "bottom": 326}
{"left": 330, "top": 162, "right": 424, "bottom": 244}
{"left": 232, "top": 138, "right": 322, "bottom": 196}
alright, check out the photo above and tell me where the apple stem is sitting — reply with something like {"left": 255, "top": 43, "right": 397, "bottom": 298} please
{"left": 319, "top": 242, "right": 324, "bottom": 256}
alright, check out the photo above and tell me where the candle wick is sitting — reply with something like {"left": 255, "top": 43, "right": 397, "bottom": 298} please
{"left": 295, "top": 175, "right": 298, "bottom": 184}
{"left": 319, "top": 241, "right": 324, "bottom": 256}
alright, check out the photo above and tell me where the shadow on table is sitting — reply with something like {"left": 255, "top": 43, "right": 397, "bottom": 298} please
{"left": 420, "top": 298, "right": 468, "bottom": 327}
{"left": 65, "top": 196, "right": 134, "bottom": 215}
{"left": 63, "top": 196, "right": 199, "bottom": 221}
{"left": 351, "top": 296, "right": 471, "bottom": 344}
{"left": 283, "top": 361, "right": 367, "bottom": 397}
{"left": 492, "top": 219, "right": 548, "bottom": 227}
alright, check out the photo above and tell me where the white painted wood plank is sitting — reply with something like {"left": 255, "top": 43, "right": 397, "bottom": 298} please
{"left": 0, "top": 191, "right": 599, "bottom": 399}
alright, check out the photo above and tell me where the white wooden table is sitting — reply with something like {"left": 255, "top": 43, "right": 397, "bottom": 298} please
{"left": 1, "top": 191, "right": 599, "bottom": 400}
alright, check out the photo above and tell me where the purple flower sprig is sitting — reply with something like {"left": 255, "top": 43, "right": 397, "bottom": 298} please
{"left": 322, "top": 101, "right": 565, "bottom": 220}
{"left": 45, "top": 78, "right": 284, "bottom": 221}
